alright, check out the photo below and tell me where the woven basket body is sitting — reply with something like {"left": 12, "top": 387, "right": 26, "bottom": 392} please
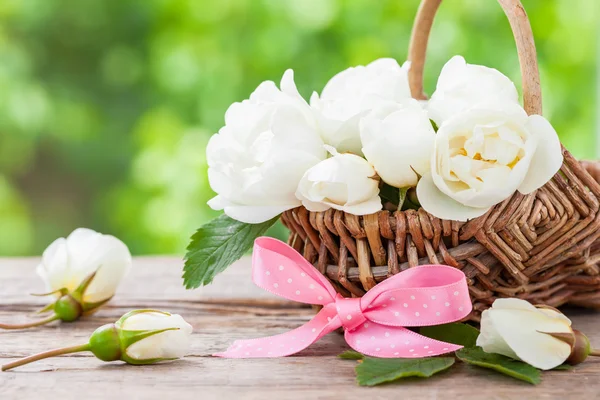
{"left": 282, "top": 0, "right": 600, "bottom": 321}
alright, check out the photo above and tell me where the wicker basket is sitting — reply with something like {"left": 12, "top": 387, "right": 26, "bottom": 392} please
{"left": 281, "top": 0, "right": 600, "bottom": 322}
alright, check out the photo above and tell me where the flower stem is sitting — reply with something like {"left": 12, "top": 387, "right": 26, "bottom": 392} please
{"left": 2, "top": 343, "right": 91, "bottom": 371}
{"left": 0, "top": 314, "right": 59, "bottom": 330}
{"left": 589, "top": 349, "right": 600, "bottom": 357}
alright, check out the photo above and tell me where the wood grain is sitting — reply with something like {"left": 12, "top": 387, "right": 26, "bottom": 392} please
{"left": 1, "top": 256, "right": 600, "bottom": 399}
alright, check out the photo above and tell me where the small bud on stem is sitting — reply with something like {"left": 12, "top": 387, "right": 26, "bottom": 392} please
{"left": 546, "top": 329, "right": 600, "bottom": 366}
{"left": 1, "top": 309, "right": 192, "bottom": 371}
{"left": 0, "top": 269, "right": 106, "bottom": 330}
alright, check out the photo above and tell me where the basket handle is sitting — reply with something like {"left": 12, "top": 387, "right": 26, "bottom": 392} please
{"left": 407, "top": 0, "right": 542, "bottom": 115}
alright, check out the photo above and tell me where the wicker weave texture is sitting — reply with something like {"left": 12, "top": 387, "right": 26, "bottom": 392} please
{"left": 282, "top": 152, "right": 600, "bottom": 322}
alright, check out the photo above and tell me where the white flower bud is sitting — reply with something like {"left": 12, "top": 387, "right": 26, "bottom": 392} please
{"left": 477, "top": 299, "right": 573, "bottom": 370}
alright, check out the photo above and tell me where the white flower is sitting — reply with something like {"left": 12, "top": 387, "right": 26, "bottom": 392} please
{"left": 295, "top": 147, "right": 381, "bottom": 215}
{"left": 118, "top": 310, "right": 193, "bottom": 361}
{"left": 360, "top": 100, "right": 435, "bottom": 188}
{"left": 477, "top": 299, "right": 573, "bottom": 370}
{"left": 310, "top": 58, "right": 412, "bottom": 154}
{"left": 207, "top": 70, "right": 326, "bottom": 224}
{"left": 417, "top": 103, "right": 563, "bottom": 221}
{"left": 36, "top": 228, "right": 132, "bottom": 304}
{"left": 428, "top": 56, "right": 519, "bottom": 126}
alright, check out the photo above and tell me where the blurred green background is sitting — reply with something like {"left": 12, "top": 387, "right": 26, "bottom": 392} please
{"left": 0, "top": 0, "right": 597, "bottom": 256}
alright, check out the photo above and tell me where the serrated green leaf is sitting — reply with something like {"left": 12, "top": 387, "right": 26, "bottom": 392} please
{"left": 356, "top": 357, "right": 455, "bottom": 386}
{"left": 183, "top": 214, "right": 278, "bottom": 289}
{"left": 420, "top": 323, "right": 480, "bottom": 348}
{"left": 456, "top": 347, "right": 541, "bottom": 385}
{"left": 338, "top": 350, "right": 364, "bottom": 360}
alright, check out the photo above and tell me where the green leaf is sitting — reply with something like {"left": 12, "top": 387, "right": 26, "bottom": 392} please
{"left": 183, "top": 214, "right": 278, "bottom": 289}
{"left": 356, "top": 357, "right": 455, "bottom": 386}
{"left": 338, "top": 350, "right": 364, "bottom": 360}
{"left": 420, "top": 323, "right": 480, "bottom": 348}
{"left": 552, "top": 363, "right": 573, "bottom": 371}
{"left": 456, "top": 347, "right": 541, "bottom": 385}
{"left": 379, "top": 183, "right": 400, "bottom": 205}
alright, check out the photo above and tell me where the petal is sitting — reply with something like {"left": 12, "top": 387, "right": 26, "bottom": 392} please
{"left": 58, "top": 229, "right": 131, "bottom": 303}
{"left": 65, "top": 228, "right": 103, "bottom": 269}
{"left": 360, "top": 102, "right": 435, "bottom": 188}
{"left": 82, "top": 234, "right": 132, "bottom": 303}
{"left": 321, "top": 113, "right": 364, "bottom": 155}
{"left": 429, "top": 56, "right": 519, "bottom": 125}
{"left": 416, "top": 173, "right": 490, "bottom": 221}
{"left": 299, "top": 198, "right": 331, "bottom": 213}
{"left": 37, "top": 238, "right": 69, "bottom": 294}
{"left": 476, "top": 309, "right": 519, "bottom": 360}
{"left": 223, "top": 204, "right": 295, "bottom": 224}
{"left": 535, "top": 307, "right": 572, "bottom": 325}
{"left": 207, "top": 195, "right": 227, "bottom": 211}
{"left": 489, "top": 309, "right": 572, "bottom": 370}
{"left": 518, "top": 115, "right": 563, "bottom": 194}
{"left": 339, "top": 195, "right": 382, "bottom": 215}
{"left": 280, "top": 69, "right": 301, "bottom": 99}
{"left": 490, "top": 298, "right": 538, "bottom": 312}
{"left": 124, "top": 312, "right": 193, "bottom": 360}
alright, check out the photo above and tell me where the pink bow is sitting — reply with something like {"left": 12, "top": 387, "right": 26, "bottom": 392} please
{"left": 214, "top": 237, "right": 472, "bottom": 359}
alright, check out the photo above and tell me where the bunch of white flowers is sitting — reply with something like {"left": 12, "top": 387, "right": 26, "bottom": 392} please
{"left": 207, "top": 56, "right": 562, "bottom": 223}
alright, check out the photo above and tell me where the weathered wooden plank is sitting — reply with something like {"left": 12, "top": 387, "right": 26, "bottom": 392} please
{"left": 0, "top": 256, "right": 276, "bottom": 303}
{"left": 1, "top": 256, "right": 600, "bottom": 399}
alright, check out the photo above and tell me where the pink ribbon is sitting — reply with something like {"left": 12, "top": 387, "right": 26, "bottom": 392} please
{"left": 214, "top": 237, "right": 472, "bottom": 359}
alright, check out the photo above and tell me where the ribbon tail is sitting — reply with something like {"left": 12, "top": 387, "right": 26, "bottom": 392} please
{"left": 345, "top": 322, "right": 462, "bottom": 358}
{"left": 214, "top": 304, "right": 340, "bottom": 358}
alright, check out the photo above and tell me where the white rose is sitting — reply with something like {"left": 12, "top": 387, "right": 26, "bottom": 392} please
{"left": 310, "top": 58, "right": 412, "bottom": 154}
{"left": 36, "top": 228, "right": 132, "bottom": 304}
{"left": 118, "top": 310, "right": 193, "bottom": 361}
{"left": 360, "top": 100, "right": 435, "bottom": 188}
{"left": 295, "top": 147, "right": 381, "bottom": 215}
{"left": 477, "top": 299, "right": 573, "bottom": 370}
{"left": 207, "top": 70, "right": 327, "bottom": 224}
{"left": 428, "top": 55, "right": 519, "bottom": 126}
{"left": 417, "top": 103, "right": 563, "bottom": 221}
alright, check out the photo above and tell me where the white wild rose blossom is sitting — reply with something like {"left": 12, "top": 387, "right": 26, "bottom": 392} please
{"left": 417, "top": 57, "right": 562, "bottom": 221}
{"left": 427, "top": 55, "right": 520, "bottom": 126}
{"left": 310, "top": 58, "right": 412, "bottom": 155}
{"left": 207, "top": 69, "right": 327, "bottom": 224}
{"left": 360, "top": 100, "right": 435, "bottom": 188}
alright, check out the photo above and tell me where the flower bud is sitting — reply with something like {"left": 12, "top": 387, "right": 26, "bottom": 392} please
{"left": 563, "top": 329, "right": 592, "bottom": 366}
{"left": 53, "top": 295, "right": 83, "bottom": 322}
{"left": 2, "top": 309, "right": 192, "bottom": 371}
{"left": 89, "top": 324, "right": 122, "bottom": 362}
{"left": 1, "top": 229, "right": 131, "bottom": 330}
{"left": 88, "top": 310, "right": 193, "bottom": 365}
{"left": 477, "top": 299, "right": 600, "bottom": 370}
{"left": 37, "top": 228, "right": 131, "bottom": 306}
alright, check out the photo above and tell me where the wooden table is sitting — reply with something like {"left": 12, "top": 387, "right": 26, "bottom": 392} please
{"left": 2, "top": 256, "right": 600, "bottom": 399}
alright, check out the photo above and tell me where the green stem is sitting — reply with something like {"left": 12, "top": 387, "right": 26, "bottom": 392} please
{"left": 2, "top": 343, "right": 91, "bottom": 371}
{"left": 0, "top": 314, "right": 59, "bottom": 330}
{"left": 589, "top": 349, "right": 600, "bottom": 357}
